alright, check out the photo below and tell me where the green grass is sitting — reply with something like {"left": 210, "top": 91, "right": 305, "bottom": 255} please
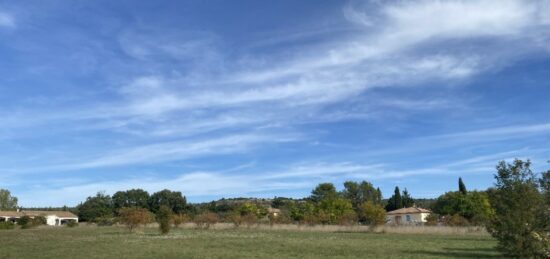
{"left": 0, "top": 226, "right": 499, "bottom": 258}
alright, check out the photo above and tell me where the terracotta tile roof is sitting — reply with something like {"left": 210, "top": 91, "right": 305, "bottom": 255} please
{"left": 0, "top": 211, "right": 21, "bottom": 217}
{"left": 0, "top": 210, "right": 78, "bottom": 218}
{"left": 387, "top": 207, "right": 431, "bottom": 215}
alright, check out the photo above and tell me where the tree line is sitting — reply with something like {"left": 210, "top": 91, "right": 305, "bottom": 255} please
{"left": 1, "top": 159, "right": 549, "bottom": 257}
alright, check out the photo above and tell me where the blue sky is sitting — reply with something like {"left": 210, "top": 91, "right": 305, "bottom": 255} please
{"left": 1, "top": 0, "right": 550, "bottom": 207}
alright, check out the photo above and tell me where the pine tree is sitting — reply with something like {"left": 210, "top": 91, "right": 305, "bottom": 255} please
{"left": 385, "top": 186, "right": 403, "bottom": 211}
{"left": 401, "top": 189, "right": 414, "bottom": 208}
{"left": 375, "top": 188, "right": 382, "bottom": 204}
{"left": 487, "top": 160, "right": 547, "bottom": 257}
{"left": 458, "top": 177, "right": 467, "bottom": 195}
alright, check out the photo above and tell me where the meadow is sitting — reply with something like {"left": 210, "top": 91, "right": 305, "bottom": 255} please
{"left": 0, "top": 225, "right": 499, "bottom": 258}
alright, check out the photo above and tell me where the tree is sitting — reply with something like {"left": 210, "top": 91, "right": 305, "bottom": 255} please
{"left": 315, "top": 197, "right": 356, "bottom": 225}
{"left": 359, "top": 201, "right": 386, "bottom": 226}
{"left": 541, "top": 167, "right": 550, "bottom": 206}
{"left": 375, "top": 188, "right": 383, "bottom": 204}
{"left": 342, "top": 181, "right": 379, "bottom": 211}
{"left": 112, "top": 189, "right": 150, "bottom": 211}
{"left": 194, "top": 212, "right": 219, "bottom": 229}
{"left": 77, "top": 192, "right": 113, "bottom": 222}
{"left": 310, "top": 183, "right": 338, "bottom": 203}
{"left": 288, "top": 201, "right": 315, "bottom": 223}
{"left": 385, "top": 187, "right": 403, "bottom": 211}
{"left": 148, "top": 189, "right": 187, "bottom": 214}
{"left": 458, "top": 177, "right": 467, "bottom": 195}
{"left": 401, "top": 189, "right": 415, "bottom": 208}
{"left": 487, "top": 159, "right": 548, "bottom": 258}
{"left": 433, "top": 191, "right": 493, "bottom": 225}
{"left": 157, "top": 205, "right": 172, "bottom": 234}
{"left": 237, "top": 202, "right": 267, "bottom": 218}
{"left": 117, "top": 207, "right": 154, "bottom": 232}
{"left": 271, "top": 197, "right": 291, "bottom": 209}
{"left": 0, "top": 189, "right": 18, "bottom": 210}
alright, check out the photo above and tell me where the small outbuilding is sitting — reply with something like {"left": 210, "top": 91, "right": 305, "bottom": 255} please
{"left": 267, "top": 208, "right": 281, "bottom": 217}
{"left": 386, "top": 207, "right": 431, "bottom": 225}
{"left": 0, "top": 210, "right": 78, "bottom": 226}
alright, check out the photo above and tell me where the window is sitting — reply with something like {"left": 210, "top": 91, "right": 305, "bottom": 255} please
{"left": 406, "top": 215, "right": 411, "bottom": 222}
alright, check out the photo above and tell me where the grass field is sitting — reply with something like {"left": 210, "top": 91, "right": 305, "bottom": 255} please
{"left": 0, "top": 226, "right": 499, "bottom": 258}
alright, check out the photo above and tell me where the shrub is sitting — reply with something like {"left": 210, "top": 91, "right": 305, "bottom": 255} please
{"left": 194, "top": 212, "right": 219, "bottom": 229}
{"left": 358, "top": 201, "right": 386, "bottom": 226}
{"left": 16, "top": 216, "right": 47, "bottom": 229}
{"left": 444, "top": 214, "right": 470, "bottom": 227}
{"left": 0, "top": 221, "right": 14, "bottom": 230}
{"left": 118, "top": 207, "right": 154, "bottom": 232}
{"left": 303, "top": 214, "right": 320, "bottom": 226}
{"left": 33, "top": 216, "right": 47, "bottom": 226}
{"left": 172, "top": 213, "right": 190, "bottom": 228}
{"left": 66, "top": 220, "right": 78, "bottom": 228}
{"left": 424, "top": 213, "right": 439, "bottom": 226}
{"left": 242, "top": 214, "right": 257, "bottom": 228}
{"left": 268, "top": 211, "right": 291, "bottom": 226}
{"left": 157, "top": 205, "right": 172, "bottom": 234}
{"left": 96, "top": 216, "right": 115, "bottom": 226}
{"left": 229, "top": 213, "right": 243, "bottom": 227}
{"left": 17, "top": 216, "right": 31, "bottom": 227}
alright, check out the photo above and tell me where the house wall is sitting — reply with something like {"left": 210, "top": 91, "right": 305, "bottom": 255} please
{"left": 386, "top": 212, "right": 430, "bottom": 225}
{"left": 45, "top": 216, "right": 79, "bottom": 226}
{"left": 46, "top": 216, "right": 58, "bottom": 226}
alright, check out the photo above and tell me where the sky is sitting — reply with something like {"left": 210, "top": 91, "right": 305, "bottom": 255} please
{"left": 1, "top": 0, "right": 550, "bottom": 207}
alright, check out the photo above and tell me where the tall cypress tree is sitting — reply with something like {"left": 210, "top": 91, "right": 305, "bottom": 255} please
{"left": 394, "top": 186, "right": 402, "bottom": 209}
{"left": 458, "top": 177, "right": 467, "bottom": 195}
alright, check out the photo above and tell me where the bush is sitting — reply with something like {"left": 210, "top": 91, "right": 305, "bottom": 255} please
{"left": 268, "top": 211, "right": 291, "bottom": 226}
{"left": 118, "top": 207, "right": 154, "bottom": 232}
{"left": 96, "top": 216, "right": 115, "bottom": 226}
{"left": 424, "top": 214, "right": 439, "bottom": 226}
{"left": 242, "top": 214, "right": 257, "bottom": 228}
{"left": 0, "top": 221, "right": 15, "bottom": 230}
{"left": 157, "top": 205, "right": 172, "bottom": 234}
{"left": 16, "top": 216, "right": 31, "bottom": 227}
{"left": 194, "top": 212, "right": 219, "bottom": 229}
{"left": 16, "top": 216, "right": 47, "bottom": 229}
{"left": 358, "top": 201, "right": 385, "bottom": 226}
{"left": 172, "top": 213, "right": 190, "bottom": 228}
{"left": 66, "top": 220, "right": 78, "bottom": 228}
{"left": 444, "top": 214, "right": 470, "bottom": 227}
{"left": 33, "top": 216, "right": 47, "bottom": 225}
{"left": 229, "top": 213, "right": 243, "bottom": 227}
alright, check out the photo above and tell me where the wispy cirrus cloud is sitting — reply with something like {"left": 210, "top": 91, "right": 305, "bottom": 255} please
{"left": 1, "top": 132, "right": 301, "bottom": 174}
{"left": 16, "top": 149, "right": 544, "bottom": 206}
{"left": 2, "top": 1, "right": 550, "bottom": 206}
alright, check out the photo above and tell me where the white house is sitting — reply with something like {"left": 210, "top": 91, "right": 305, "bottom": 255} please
{"left": 0, "top": 210, "right": 78, "bottom": 226}
{"left": 386, "top": 207, "right": 431, "bottom": 225}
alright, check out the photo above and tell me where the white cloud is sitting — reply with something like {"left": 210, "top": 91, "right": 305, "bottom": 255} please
{"left": 45, "top": 133, "right": 300, "bottom": 171}
{"left": 17, "top": 149, "right": 539, "bottom": 206}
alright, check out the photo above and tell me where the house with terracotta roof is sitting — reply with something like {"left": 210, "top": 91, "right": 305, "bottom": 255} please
{"left": 386, "top": 207, "right": 431, "bottom": 225}
{"left": 0, "top": 210, "right": 78, "bottom": 226}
